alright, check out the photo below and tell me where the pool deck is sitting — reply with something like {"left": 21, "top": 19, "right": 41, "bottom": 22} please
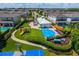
{"left": 50, "top": 28, "right": 60, "bottom": 36}
{"left": 29, "top": 22, "right": 40, "bottom": 29}
{"left": 13, "top": 51, "right": 26, "bottom": 56}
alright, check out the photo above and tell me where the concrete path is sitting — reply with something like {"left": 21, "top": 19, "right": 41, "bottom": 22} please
{"left": 11, "top": 30, "right": 47, "bottom": 49}
{"left": 72, "top": 50, "right": 78, "bottom": 56}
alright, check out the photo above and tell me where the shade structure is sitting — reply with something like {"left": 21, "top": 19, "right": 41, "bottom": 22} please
{"left": 37, "top": 17, "right": 52, "bottom": 28}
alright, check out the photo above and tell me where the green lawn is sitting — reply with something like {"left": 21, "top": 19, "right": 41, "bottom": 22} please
{"left": 21, "top": 22, "right": 30, "bottom": 27}
{"left": 44, "top": 49, "right": 57, "bottom": 56}
{"left": 15, "top": 28, "right": 46, "bottom": 43}
{"left": 2, "top": 22, "right": 42, "bottom": 52}
{"left": 14, "top": 22, "right": 72, "bottom": 55}
{"left": 2, "top": 38, "right": 41, "bottom": 52}
{"left": 15, "top": 28, "right": 72, "bottom": 51}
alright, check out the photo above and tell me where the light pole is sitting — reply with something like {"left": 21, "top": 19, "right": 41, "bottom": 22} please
{"left": 16, "top": 43, "right": 24, "bottom": 56}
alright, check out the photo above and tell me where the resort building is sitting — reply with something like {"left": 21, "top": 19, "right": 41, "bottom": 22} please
{"left": 37, "top": 17, "right": 52, "bottom": 28}
{"left": 48, "top": 16, "right": 56, "bottom": 23}
{"left": 48, "top": 13, "right": 79, "bottom": 26}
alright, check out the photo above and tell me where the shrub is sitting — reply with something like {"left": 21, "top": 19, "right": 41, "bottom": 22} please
{"left": 52, "top": 22, "right": 56, "bottom": 25}
{"left": 25, "top": 37, "right": 72, "bottom": 51}
{"left": 45, "top": 40, "right": 72, "bottom": 51}
{"left": 4, "top": 28, "right": 15, "bottom": 40}
{"left": 74, "top": 42, "right": 79, "bottom": 54}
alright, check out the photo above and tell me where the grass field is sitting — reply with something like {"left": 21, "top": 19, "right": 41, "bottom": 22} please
{"left": 15, "top": 28, "right": 46, "bottom": 41}
{"left": 2, "top": 22, "right": 73, "bottom": 56}
{"left": 2, "top": 22, "right": 42, "bottom": 52}
{"left": 44, "top": 49, "right": 57, "bottom": 56}
{"left": 2, "top": 38, "right": 41, "bottom": 52}
{"left": 21, "top": 22, "right": 30, "bottom": 27}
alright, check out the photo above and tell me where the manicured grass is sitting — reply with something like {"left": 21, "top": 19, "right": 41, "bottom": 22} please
{"left": 2, "top": 22, "right": 41, "bottom": 52}
{"left": 21, "top": 22, "right": 30, "bottom": 27}
{"left": 15, "top": 28, "right": 72, "bottom": 51}
{"left": 15, "top": 28, "right": 46, "bottom": 43}
{"left": 2, "top": 38, "right": 41, "bottom": 52}
{"left": 44, "top": 49, "right": 57, "bottom": 56}
{"left": 14, "top": 22, "right": 72, "bottom": 53}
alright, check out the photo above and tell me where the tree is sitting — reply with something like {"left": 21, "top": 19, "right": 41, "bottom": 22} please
{"left": 0, "top": 30, "right": 1, "bottom": 36}
{"left": 0, "top": 33, "right": 6, "bottom": 52}
{"left": 74, "top": 42, "right": 79, "bottom": 54}
{"left": 71, "top": 29, "right": 79, "bottom": 44}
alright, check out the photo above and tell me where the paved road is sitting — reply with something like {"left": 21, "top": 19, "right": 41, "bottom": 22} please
{"left": 11, "top": 30, "right": 47, "bottom": 49}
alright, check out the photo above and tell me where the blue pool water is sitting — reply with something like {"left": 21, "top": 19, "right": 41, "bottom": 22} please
{"left": 0, "top": 49, "right": 44, "bottom": 56}
{"left": 0, "top": 27, "right": 10, "bottom": 31}
{"left": 41, "top": 28, "right": 56, "bottom": 38}
{"left": 25, "top": 50, "right": 44, "bottom": 56}
{"left": 0, "top": 52, "right": 14, "bottom": 56}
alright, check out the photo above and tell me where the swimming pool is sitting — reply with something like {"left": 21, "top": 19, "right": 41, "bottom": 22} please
{"left": 41, "top": 28, "right": 56, "bottom": 38}
{"left": 0, "top": 27, "right": 10, "bottom": 31}
{"left": 0, "top": 52, "right": 14, "bottom": 56}
{"left": 0, "top": 49, "right": 44, "bottom": 56}
{"left": 25, "top": 50, "right": 44, "bottom": 56}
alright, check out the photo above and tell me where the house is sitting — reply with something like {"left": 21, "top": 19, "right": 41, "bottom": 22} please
{"left": 0, "top": 10, "right": 28, "bottom": 27}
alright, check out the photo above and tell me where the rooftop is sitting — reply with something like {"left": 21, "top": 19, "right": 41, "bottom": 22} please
{"left": 0, "top": 21, "right": 14, "bottom": 23}
{"left": 0, "top": 10, "right": 28, "bottom": 18}
{"left": 48, "top": 12, "right": 79, "bottom": 17}
{"left": 37, "top": 17, "right": 51, "bottom": 24}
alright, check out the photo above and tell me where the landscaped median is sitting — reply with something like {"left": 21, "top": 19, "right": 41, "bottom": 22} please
{"left": 15, "top": 28, "right": 72, "bottom": 51}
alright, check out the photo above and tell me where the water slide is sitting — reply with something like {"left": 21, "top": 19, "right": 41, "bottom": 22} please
{"left": 53, "top": 25, "right": 63, "bottom": 31}
{"left": 52, "top": 24, "right": 63, "bottom": 35}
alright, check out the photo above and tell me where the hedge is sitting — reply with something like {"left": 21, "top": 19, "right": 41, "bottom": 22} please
{"left": 0, "top": 28, "right": 15, "bottom": 51}
{"left": 74, "top": 41, "right": 79, "bottom": 54}
{"left": 1, "top": 18, "right": 25, "bottom": 40}
{"left": 45, "top": 40, "right": 72, "bottom": 51}
{"left": 1, "top": 28, "right": 10, "bottom": 37}
{"left": 3, "top": 28, "right": 15, "bottom": 40}
{"left": 26, "top": 38, "right": 72, "bottom": 51}
{"left": 0, "top": 28, "right": 10, "bottom": 39}
{"left": 21, "top": 36, "right": 72, "bottom": 51}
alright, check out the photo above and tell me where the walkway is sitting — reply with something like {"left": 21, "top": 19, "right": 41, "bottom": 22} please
{"left": 11, "top": 30, "right": 47, "bottom": 49}
{"left": 72, "top": 50, "right": 78, "bottom": 56}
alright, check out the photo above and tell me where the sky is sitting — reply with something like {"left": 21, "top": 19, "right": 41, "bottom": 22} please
{"left": 0, "top": 3, "right": 79, "bottom": 8}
